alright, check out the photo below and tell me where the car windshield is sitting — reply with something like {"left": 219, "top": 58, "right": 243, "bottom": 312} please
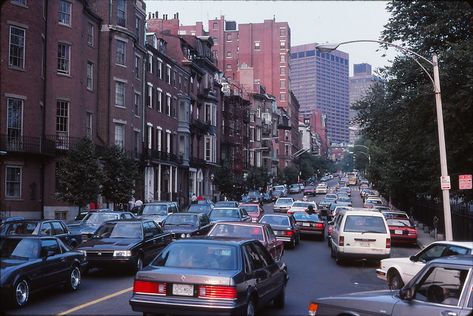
{"left": 141, "top": 205, "right": 168, "bottom": 216}
{"left": 0, "top": 238, "right": 40, "bottom": 259}
{"left": 0, "top": 222, "right": 38, "bottom": 235}
{"left": 152, "top": 243, "right": 238, "bottom": 270}
{"left": 260, "top": 216, "right": 289, "bottom": 226}
{"left": 276, "top": 199, "right": 292, "bottom": 205}
{"left": 210, "top": 209, "right": 240, "bottom": 219}
{"left": 387, "top": 219, "right": 412, "bottom": 227}
{"left": 209, "top": 224, "right": 264, "bottom": 241}
{"left": 292, "top": 202, "right": 312, "bottom": 208}
{"left": 95, "top": 222, "right": 143, "bottom": 239}
{"left": 240, "top": 205, "right": 259, "bottom": 214}
{"left": 344, "top": 215, "right": 387, "bottom": 233}
{"left": 165, "top": 214, "right": 198, "bottom": 226}
{"left": 384, "top": 212, "right": 409, "bottom": 220}
{"left": 293, "top": 212, "right": 320, "bottom": 221}
{"left": 82, "top": 213, "right": 119, "bottom": 225}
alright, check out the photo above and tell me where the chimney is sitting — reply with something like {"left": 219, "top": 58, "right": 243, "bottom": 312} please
{"left": 176, "top": 12, "right": 179, "bottom": 20}
{"left": 148, "top": 12, "right": 151, "bottom": 20}
{"left": 152, "top": 13, "right": 155, "bottom": 19}
{"left": 155, "top": 11, "right": 158, "bottom": 19}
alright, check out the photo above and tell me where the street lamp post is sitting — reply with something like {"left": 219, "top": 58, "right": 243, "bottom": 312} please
{"left": 316, "top": 40, "right": 453, "bottom": 240}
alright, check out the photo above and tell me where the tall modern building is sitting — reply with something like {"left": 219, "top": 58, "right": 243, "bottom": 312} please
{"left": 349, "top": 63, "right": 382, "bottom": 143}
{"left": 290, "top": 43, "right": 349, "bottom": 144}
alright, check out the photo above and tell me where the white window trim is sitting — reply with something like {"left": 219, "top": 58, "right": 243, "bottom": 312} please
{"left": 115, "top": 81, "right": 126, "bottom": 108}
{"left": 58, "top": 0, "right": 72, "bottom": 27}
{"left": 5, "top": 165, "right": 23, "bottom": 199}
{"left": 57, "top": 42, "right": 71, "bottom": 75}
{"left": 8, "top": 25, "right": 26, "bottom": 70}
{"left": 7, "top": 97, "right": 24, "bottom": 138}
{"left": 86, "top": 61, "right": 94, "bottom": 91}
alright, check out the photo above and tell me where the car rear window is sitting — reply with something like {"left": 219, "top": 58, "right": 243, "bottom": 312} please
{"left": 293, "top": 212, "right": 320, "bottom": 221}
{"left": 0, "top": 222, "right": 37, "bottom": 235}
{"left": 209, "top": 224, "right": 263, "bottom": 241}
{"left": 152, "top": 243, "right": 238, "bottom": 270}
{"left": 210, "top": 209, "right": 240, "bottom": 218}
{"left": 260, "top": 216, "right": 289, "bottom": 226}
{"left": 240, "top": 205, "right": 259, "bottom": 214}
{"left": 344, "top": 215, "right": 387, "bottom": 233}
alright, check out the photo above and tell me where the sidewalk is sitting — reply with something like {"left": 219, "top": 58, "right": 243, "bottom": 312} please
{"left": 415, "top": 222, "right": 439, "bottom": 249}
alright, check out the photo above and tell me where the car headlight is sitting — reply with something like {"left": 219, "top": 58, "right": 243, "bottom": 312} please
{"left": 113, "top": 250, "right": 132, "bottom": 257}
{"left": 186, "top": 233, "right": 191, "bottom": 238}
{"left": 181, "top": 233, "right": 186, "bottom": 238}
{"left": 78, "top": 250, "right": 87, "bottom": 257}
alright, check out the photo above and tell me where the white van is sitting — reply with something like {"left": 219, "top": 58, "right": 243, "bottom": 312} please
{"left": 329, "top": 208, "right": 391, "bottom": 264}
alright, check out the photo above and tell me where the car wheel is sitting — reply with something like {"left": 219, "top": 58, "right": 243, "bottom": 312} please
{"left": 273, "top": 286, "right": 285, "bottom": 309}
{"left": 290, "top": 238, "right": 296, "bottom": 249}
{"left": 335, "top": 252, "right": 344, "bottom": 265}
{"left": 330, "top": 244, "right": 336, "bottom": 258}
{"left": 14, "top": 279, "right": 30, "bottom": 307}
{"left": 65, "top": 265, "right": 81, "bottom": 291}
{"left": 327, "top": 237, "right": 332, "bottom": 248}
{"left": 134, "top": 255, "right": 144, "bottom": 273}
{"left": 244, "top": 299, "right": 256, "bottom": 316}
{"left": 388, "top": 271, "right": 404, "bottom": 289}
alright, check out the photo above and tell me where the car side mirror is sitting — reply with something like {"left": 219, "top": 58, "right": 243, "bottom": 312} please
{"left": 399, "top": 287, "right": 415, "bottom": 301}
{"left": 409, "top": 255, "right": 417, "bottom": 262}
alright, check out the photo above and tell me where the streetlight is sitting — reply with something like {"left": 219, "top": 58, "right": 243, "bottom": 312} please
{"left": 316, "top": 40, "right": 453, "bottom": 240}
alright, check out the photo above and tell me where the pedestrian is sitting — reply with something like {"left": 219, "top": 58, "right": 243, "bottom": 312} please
{"left": 135, "top": 199, "right": 143, "bottom": 208}
{"left": 306, "top": 204, "right": 315, "bottom": 215}
{"left": 191, "top": 193, "right": 197, "bottom": 204}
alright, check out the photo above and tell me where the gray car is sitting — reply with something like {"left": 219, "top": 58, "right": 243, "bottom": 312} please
{"left": 308, "top": 255, "right": 473, "bottom": 316}
{"left": 129, "top": 238, "right": 288, "bottom": 316}
{"left": 139, "top": 202, "right": 179, "bottom": 225}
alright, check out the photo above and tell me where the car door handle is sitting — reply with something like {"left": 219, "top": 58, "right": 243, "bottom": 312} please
{"left": 441, "top": 312, "right": 457, "bottom": 316}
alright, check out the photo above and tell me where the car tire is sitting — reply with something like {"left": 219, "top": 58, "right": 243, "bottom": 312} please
{"left": 65, "top": 265, "right": 81, "bottom": 291}
{"left": 134, "top": 254, "right": 144, "bottom": 273}
{"left": 335, "top": 252, "right": 344, "bottom": 265}
{"left": 388, "top": 271, "right": 404, "bottom": 289}
{"left": 273, "top": 286, "right": 285, "bottom": 309}
{"left": 290, "top": 238, "right": 296, "bottom": 249}
{"left": 13, "top": 278, "right": 30, "bottom": 307}
{"left": 244, "top": 298, "right": 256, "bottom": 316}
{"left": 330, "top": 244, "right": 336, "bottom": 258}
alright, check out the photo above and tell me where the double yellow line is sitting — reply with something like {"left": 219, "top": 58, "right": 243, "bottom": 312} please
{"left": 56, "top": 287, "right": 132, "bottom": 315}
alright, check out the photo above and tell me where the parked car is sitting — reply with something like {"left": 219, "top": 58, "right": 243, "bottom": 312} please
{"left": 215, "top": 200, "right": 239, "bottom": 208}
{"left": 138, "top": 202, "right": 179, "bottom": 226}
{"left": 315, "top": 183, "right": 328, "bottom": 194}
{"left": 161, "top": 213, "right": 213, "bottom": 240}
{"left": 288, "top": 201, "right": 318, "bottom": 214}
{"left": 309, "top": 255, "right": 473, "bottom": 316}
{"left": 0, "top": 235, "right": 86, "bottom": 308}
{"left": 67, "top": 211, "right": 135, "bottom": 243}
{"left": 329, "top": 208, "right": 391, "bottom": 265}
{"left": 289, "top": 183, "right": 302, "bottom": 194}
{"left": 386, "top": 217, "right": 417, "bottom": 246}
{"left": 208, "top": 207, "right": 252, "bottom": 223}
{"left": 273, "top": 197, "right": 295, "bottom": 213}
{"left": 376, "top": 241, "right": 473, "bottom": 289}
{"left": 207, "top": 221, "right": 284, "bottom": 261}
{"left": 76, "top": 219, "right": 172, "bottom": 273}
{"left": 292, "top": 211, "right": 325, "bottom": 241}
{"left": 303, "top": 185, "right": 316, "bottom": 196}
{"left": 260, "top": 214, "right": 300, "bottom": 249}
{"left": 239, "top": 203, "right": 264, "bottom": 222}
{"left": 129, "top": 239, "right": 288, "bottom": 315}
{"left": 187, "top": 204, "right": 213, "bottom": 216}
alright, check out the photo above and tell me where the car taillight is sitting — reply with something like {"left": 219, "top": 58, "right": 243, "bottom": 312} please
{"left": 285, "top": 230, "right": 294, "bottom": 236}
{"left": 314, "top": 223, "right": 324, "bottom": 229}
{"left": 386, "top": 238, "right": 391, "bottom": 248}
{"left": 133, "top": 280, "right": 167, "bottom": 295}
{"left": 408, "top": 229, "right": 417, "bottom": 236}
{"left": 308, "top": 302, "right": 319, "bottom": 316}
{"left": 198, "top": 285, "right": 237, "bottom": 300}
{"left": 339, "top": 236, "right": 344, "bottom": 246}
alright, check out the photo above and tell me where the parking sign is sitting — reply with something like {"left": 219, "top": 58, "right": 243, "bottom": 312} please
{"left": 459, "top": 174, "right": 472, "bottom": 190}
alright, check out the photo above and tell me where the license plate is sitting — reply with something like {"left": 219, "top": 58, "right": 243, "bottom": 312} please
{"left": 274, "top": 231, "right": 282, "bottom": 236}
{"left": 360, "top": 241, "right": 370, "bottom": 247}
{"left": 302, "top": 222, "right": 310, "bottom": 227}
{"left": 394, "top": 230, "right": 403, "bottom": 235}
{"left": 172, "top": 284, "right": 194, "bottom": 296}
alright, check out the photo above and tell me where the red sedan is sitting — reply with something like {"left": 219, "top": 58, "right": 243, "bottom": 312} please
{"left": 292, "top": 211, "right": 325, "bottom": 241}
{"left": 386, "top": 218, "right": 417, "bottom": 245}
{"left": 239, "top": 203, "right": 264, "bottom": 222}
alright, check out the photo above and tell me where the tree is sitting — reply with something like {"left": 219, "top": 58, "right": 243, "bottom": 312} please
{"left": 56, "top": 138, "right": 101, "bottom": 212}
{"left": 245, "top": 167, "right": 270, "bottom": 191}
{"left": 282, "top": 166, "right": 299, "bottom": 184}
{"left": 101, "top": 145, "right": 140, "bottom": 208}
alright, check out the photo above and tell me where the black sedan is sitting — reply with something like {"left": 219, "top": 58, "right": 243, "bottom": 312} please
{"left": 76, "top": 219, "right": 172, "bottom": 273}
{"left": 0, "top": 235, "right": 86, "bottom": 308}
{"left": 292, "top": 212, "right": 325, "bottom": 241}
{"left": 259, "top": 214, "right": 300, "bottom": 249}
{"left": 129, "top": 238, "right": 288, "bottom": 316}
{"left": 0, "top": 219, "right": 82, "bottom": 248}
{"left": 162, "top": 213, "right": 213, "bottom": 239}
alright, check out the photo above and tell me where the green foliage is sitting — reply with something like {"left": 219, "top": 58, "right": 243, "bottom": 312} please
{"left": 56, "top": 138, "right": 101, "bottom": 209}
{"left": 281, "top": 166, "right": 299, "bottom": 184}
{"left": 355, "top": 1, "right": 473, "bottom": 203}
{"left": 246, "top": 167, "right": 270, "bottom": 190}
{"left": 213, "top": 166, "right": 239, "bottom": 195}
{"left": 101, "top": 145, "right": 140, "bottom": 206}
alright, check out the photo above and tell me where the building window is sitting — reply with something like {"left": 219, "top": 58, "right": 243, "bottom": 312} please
{"left": 147, "top": 125, "right": 153, "bottom": 149}
{"left": 116, "top": 40, "right": 126, "bottom": 65}
{"left": 135, "top": 16, "right": 141, "bottom": 42}
{"left": 116, "top": 0, "right": 126, "bottom": 27}
{"left": 279, "top": 28, "right": 286, "bottom": 36}
{"left": 57, "top": 43, "right": 70, "bottom": 74}
{"left": 212, "top": 21, "right": 218, "bottom": 30}
{"left": 166, "top": 94, "right": 171, "bottom": 116}
{"left": 56, "top": 100, "right": 69, "bottom": 144}
{"left": 254, "top": 41, "right": 260, "bottom": 50}
{"left": 157, "top": 60, "right": 162, "bottom": 79}
{"left": 58, "top": 0, "right": 71, "bottom": 26}
{"left": 86, "top": 112, "right": 92, "bottom": 138}
{"left": 280, "top": 54, "right": 286, "bottom": 63}
{"left": 114, "top": 124, "right": 125, "bottom": 148}
{"left": 226, "top": 64, "right": 232, "bottom": 70}
{"left": 156, "top": 128, "right": 162, "bottom": 151}
{"left": 86, "top": 62, "right": 94, "bottom": 90}
{"left": 147, "top": 83, "right": 153, "bottom": 108}
{"left": 166, "top": 65, "right": 171, "bottom": 84}
{"left": 134, "top": 130, "right": 140, "bottom": 156}
{"left": 285, "top": 144, "right": 290, "bottom": 156}
{"left": 11, "top": 0, "right": 27, "bottom": 6}
{"left": 280, "top": 41, "right": 286, "bottom": 49}
{"left": 147, "top": 53, "right": 153, "bottom": 73}
{"left": 157, "top": 89, "right": 162, "bottom": 112}
{"left": 280, "top": 93, "right": 286, "bottom": 101}
{"left": 9, "top": 26, "right": 25, "bottom": 69}
{"left": 135, "top": 55, "right": 141, "bottom": 79}
{"left": 87, "top": 22, "right": 94, "bottom": 46}
{"left": 280, "top": 67, "right": 286, "bottom": 75}
{"left": 7, "top": 98, "right": 23, "bottom": 145}
{"left": 134, "top": 92, "right": 141, "bottom": 116}
{"left": 5, "top": 166, "right": 22, "bottom": 199}
{"left": 249, "top": 127, "right": 255, "bottom": 142}
{"left": 226, "top": 33, "right": 232, "bottom": 41}
{"left": 226, "top": 51, "right": 232, "bottom": 58}
{"left": 115, "top": 81, "right": 125, "bottom": 107}
{"left": 280, "top": 80, "right": 286, "bottom": 88}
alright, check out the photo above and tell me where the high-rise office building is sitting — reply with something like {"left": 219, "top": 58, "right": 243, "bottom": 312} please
{"left": 291, "top": 43, "right": 349, "bottom": 144}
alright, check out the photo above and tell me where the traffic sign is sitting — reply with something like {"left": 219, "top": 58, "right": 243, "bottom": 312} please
{"left": 459, "top": 174, "right": 472, "bottom": 190}
{"left": 440, "top": 176, "right": 451, "bottom": 190}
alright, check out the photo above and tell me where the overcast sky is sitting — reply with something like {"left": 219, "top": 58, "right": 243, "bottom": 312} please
{"left": 145, "top": 1, "right": 398, "bottom": 76}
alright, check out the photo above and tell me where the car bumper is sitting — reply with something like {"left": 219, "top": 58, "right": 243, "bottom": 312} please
{"left": 275, "top": 236, "right": 292, "bottom": 243}
{"left": 86, "top": 257, "right": 134, "bottom": 268}
{"left": 376, "top": 269, "right": 388, "bottom": 281}
{"left": 273, "top": 208, "right": 290, "bottom": 213}
{"left": 390, "top": 235, "right": 417, "bottom": 244}
{"left": 130, "top": 294, "right": 245, "bottom": 316}
{"left": 337, "top": 251, "right": 390, "bottom": 261}
{"left": 299, "top": 228, "right": 324, "bottom": 235}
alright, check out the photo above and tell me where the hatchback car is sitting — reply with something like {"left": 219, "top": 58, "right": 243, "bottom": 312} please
{"left": 260, "top": 214, "right": 300, "bottom": 249}
{"left": 129, "top": 239, "right": 288, "bottom": 316}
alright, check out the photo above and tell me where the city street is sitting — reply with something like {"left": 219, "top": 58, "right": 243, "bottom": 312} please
{"left": 4, "top": 179, "right": 420, "bottom": 316}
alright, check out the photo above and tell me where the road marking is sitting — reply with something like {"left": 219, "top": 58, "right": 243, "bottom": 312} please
{"left": 56, "top": 287, "right": 132, "bottom": 315}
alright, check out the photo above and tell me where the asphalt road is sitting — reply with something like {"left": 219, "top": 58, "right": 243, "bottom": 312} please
{"left": 4, "top": 178, "right": 420, "bottom": 316}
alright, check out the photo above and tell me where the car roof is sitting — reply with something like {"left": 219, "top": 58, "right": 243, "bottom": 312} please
{"left": 261, "top": 214, "right": 291, "bottom": 218}
{"left": 339, "top": 209, "right": 385, "bottom": 216}
{"left": 172, "top": 237, "right": 253, "bottom": 246}
{"left": 428, "top": 241, "right": 473, "bottom": 249}
{"left": 211, "top": 207, "right": 240, "bottom": 210}
{"left": 212, "top": 221, "right": 268, "bottom": 227}
{"left": 104, "top": 218, "right": 147, "bottom": 223}
{"left": 429, "top": 255, "right": 473, "bottom": 266}
{"left": 1, "top": 234, "right": 60, "bottom": 240}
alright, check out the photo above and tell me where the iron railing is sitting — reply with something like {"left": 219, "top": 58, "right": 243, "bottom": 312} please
{"left": 0, "top": 134, "right": 56, "bottom": 156}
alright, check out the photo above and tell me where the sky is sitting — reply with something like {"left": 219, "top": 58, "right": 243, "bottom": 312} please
{"left": 144, "top": 1, "right": 398, "bottom": 76}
